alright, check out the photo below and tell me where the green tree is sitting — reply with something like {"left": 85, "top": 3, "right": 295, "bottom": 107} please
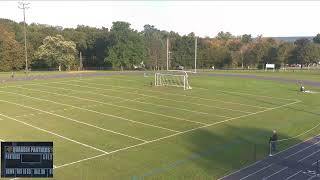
{"left": 216, "top": 31, "right": 234, "bottom": 41}
{"left": 292, "top": 38, "right": 320, "bottom": 68}
{"left": 0, "top": 25, "right": 24, "bottom": 71}
{"left": 35, "top": 35, "right": 77, "bottom": 70}
{"left": 313, "top": 33, "right": 320, "bottom": 44}
{"left": 105, "top": 21, "right": 147, "bottom": 70}
{"left": 277, "top": 42, "right": 295, "bottom": 68}
{"left": 142, "top": 24, "right": 167, "bottom": 70}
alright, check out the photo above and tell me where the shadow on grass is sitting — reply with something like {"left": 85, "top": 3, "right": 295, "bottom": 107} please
{"left": 132, "top": 125, "right": 301, "bottom": 180}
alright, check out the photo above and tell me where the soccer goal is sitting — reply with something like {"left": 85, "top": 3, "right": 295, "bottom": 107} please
{"left": 155, "top": 71, "right": 192, "bottom": 90}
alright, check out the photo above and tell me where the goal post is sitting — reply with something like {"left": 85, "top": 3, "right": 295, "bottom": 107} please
{"left": 155, "top": 71, "right": 192, "bottom": 90}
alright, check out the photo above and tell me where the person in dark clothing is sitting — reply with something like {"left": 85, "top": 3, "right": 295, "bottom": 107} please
{"left": 269, "top": 130, "right": 278, "bottom": 155}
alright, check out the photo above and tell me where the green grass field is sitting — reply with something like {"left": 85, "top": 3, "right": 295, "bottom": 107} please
{"left": 0, "top": 72, "right": 319, "bottom": 179}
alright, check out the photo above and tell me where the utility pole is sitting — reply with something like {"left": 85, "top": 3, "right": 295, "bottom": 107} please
{"left": 166, "top": 38, "right": 169, "bottom": 71}
{"left": 18, "top": 2, "right": 29, "bottom": 73}
{"left": 79, "top": 52, "right": 83, "bottom": 71}
{"left": 194, "top": 37, "right": 197, "bottom": 73}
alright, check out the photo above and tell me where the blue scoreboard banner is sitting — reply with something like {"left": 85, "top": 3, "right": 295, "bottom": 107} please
{"left": 1, "top": 142, "right": 53, "bottom": 178}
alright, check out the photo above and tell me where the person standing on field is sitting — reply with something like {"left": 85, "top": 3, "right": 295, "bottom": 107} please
{"left": 269, "top": 130, "right": 278, "bottom": 155}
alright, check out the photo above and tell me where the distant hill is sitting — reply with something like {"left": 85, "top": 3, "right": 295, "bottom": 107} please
{"left": 269, "top": 36, "right": 314, "bottom": 42}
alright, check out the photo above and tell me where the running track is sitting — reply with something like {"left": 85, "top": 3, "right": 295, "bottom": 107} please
{"left": 220, "top": 135, "right": 320, "bottom": 180}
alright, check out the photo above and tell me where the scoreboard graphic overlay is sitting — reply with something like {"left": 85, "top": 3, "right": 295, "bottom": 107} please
{"left": 1, "top": 142, "right": 53, "bottom": 178}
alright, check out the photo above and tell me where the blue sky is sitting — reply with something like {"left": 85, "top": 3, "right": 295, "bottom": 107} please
{"left": 0, "top": 1, "right": 319, "bottom": 37}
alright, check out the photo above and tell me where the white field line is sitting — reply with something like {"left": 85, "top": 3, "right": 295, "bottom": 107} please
{"left": 0, "top": 90, "right": 180, "bottom": 133}
{"left": 0, "top": 111, "right": 108, "bottom": 154}
{"left": 0, "top": 99, "right": 147, "bottom": 142}
{"left": 52, "top": 81, "right": 236, "bottom": 118}
{"left": 215, "top": 90, "right": 300, "bottom": 102}
{"left": 0, "top": 138, "right": 4, "bottom": 142}
{"left": 14, "top": 103, "right": 103, "bottom": 118}
{"left": 110, "top": 96, "right": 146, "bottom": 105}
{"left": 277, "top": 121, "right": 320, "bottom": 142}
{"left": 298, "top": 149, "right": 320, "bottom": 162}
{"left": 35, "top": 83, "right": 210, "bottom": 116}
{"left": 15, "top": 86, "right": 210, "bottom": 125}
{"left": 101, "top": 76, "right": 300, "bottom": 102}
{"left": 1, "top": 81, "right": 254, "bottom": 114}
{"left": 70, "top": 79, "right": 271, "bottom": 110}
{"left": 239, "top": 164, "right": 273, "bottom": 180}
{"left": 284, "top": 141, "right": 320, "bottom": 159}
{"left": 284, "top": 170, "right": 302, "bottom": 180}
{"left": 262, "top": 166, "right": 288, "bottom": 180}
{"left": 45, "top": 98, "right": 302, "bottom": 171}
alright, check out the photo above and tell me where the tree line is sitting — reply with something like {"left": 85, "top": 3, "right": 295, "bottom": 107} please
{"left": 1, "top": 18, "right": 320, "bottom": 71}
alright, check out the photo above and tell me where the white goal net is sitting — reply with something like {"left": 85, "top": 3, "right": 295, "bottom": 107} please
{"left": 154, "top": 71, "right": 192, "bottom": 90}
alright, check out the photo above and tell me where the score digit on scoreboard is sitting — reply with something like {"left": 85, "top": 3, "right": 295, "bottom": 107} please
{"left": 1, "top": 142, "right": 53, "bottom": 178}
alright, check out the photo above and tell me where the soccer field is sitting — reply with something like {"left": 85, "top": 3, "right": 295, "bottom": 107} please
{"left": 0, "top": 72, "right": 319, "bottom": 179}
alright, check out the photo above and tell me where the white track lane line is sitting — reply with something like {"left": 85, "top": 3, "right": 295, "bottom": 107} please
{"left": 35, "top": 83, "right": 210, "bottom": 116}
{"left": 285, "top": 141, "right": 320, "bottom": 159}
{"left": 239, "top": 164, "right": 273, "bottom": 180}
{"left": 219, "top": 134, "right": 319, "bottom": 180}
{"left": 312, "top": 160, "right": 320, "bottom": 165}
{"left": 284, "top": 170, "right": 302, "bottom": 180}
{"left": 0, "top": 112, "right": 108, "bottom": 154}
{"left": 70, "top": 79, "right": 271, "bottom": 109}
{"left": 37, "top": 99, "right": 301, "bottom": 172}
{"left": 262, "top": 167, "right": 288, "bottom": 180}
{"left": 15, "top": 86, "right": 210, "bottom": 125}
{"left": 0, "top": 99, "right": 148, "bottom": 142}
{"left": 298, "top": 149, "right": 320, "bottom": 162}
{"left": 308, "top": 175, "right": 318, "bottom": 180}
{"left": 0, "top": 90, "right": 180, "bottom": 133}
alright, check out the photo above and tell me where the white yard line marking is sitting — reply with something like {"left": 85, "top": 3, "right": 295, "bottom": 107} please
{"left": 36, "top": 83, "right": 211, "bottom": 116}
{"left": 215, "top": 90, "right": 300, "bottom": 102}
{"left": 285, "top": 141, "right": 320, "bottom": 159}
{"left": 40, "top": 97, "right": 301, "bottom": 171}
{"left": 284, "top": 170, "right": 302, "bottom": 180}
{"left": 263, "top": 167, "right": 288, "bottom": 180}
{"left": 15, "top": 86, "right": 209, "bottom": 126}
{"left": 54, "top": 153, "right": 107, "bottom": 169}
{"left": 0, "top": 99, "right": 148, "bottom": 142}
{"left": 1, "top": 81, "right": 255, "bottom": 114}
{"left": 51, "top": 81, "right": 233, "bottom": 119}
{"left": 0, "top": 90, "right": 180, "bottom": 133}
{"left": 298, "top": 149, "right": 320, "bottom": 162}
{"left": 239, "top": 164, "right": 273, "bottom": 180}
{"left": 71, "top": 79, "right": 271, "bottom": 109}
{"left": 0, "top": 112, "right": 108, "bottom": 154}
{"left": 111, "top": 96, "right": 146, "bottom": 105}
{"left": 102, "top": 76, "right": 300, "bottom": 102}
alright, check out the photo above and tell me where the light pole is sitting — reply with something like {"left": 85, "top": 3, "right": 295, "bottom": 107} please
{"left": 18, "top": 2, "right": 29, "bottom": 73}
